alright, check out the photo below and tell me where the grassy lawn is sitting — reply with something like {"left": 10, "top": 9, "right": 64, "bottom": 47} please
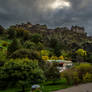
{"left": 0, "top": 79, "right": 70, "bottom": 92}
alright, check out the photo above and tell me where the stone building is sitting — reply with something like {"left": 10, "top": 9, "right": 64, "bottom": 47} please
{"left": 71, "top": 26, "right": 85, "bottom": 34}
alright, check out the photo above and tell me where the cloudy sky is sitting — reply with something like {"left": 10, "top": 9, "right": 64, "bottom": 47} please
{"left": 0, "top": 0, "right": 92, "bottom": 35}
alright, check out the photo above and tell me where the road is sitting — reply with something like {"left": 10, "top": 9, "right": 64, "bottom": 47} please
{"left": 53, "top": 83, "right": 92, "bottom": 92}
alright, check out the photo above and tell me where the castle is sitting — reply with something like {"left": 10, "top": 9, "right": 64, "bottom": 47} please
{"left": 13, "top": 22, "right": 86, "bottom": 35}
{"left": 71, "top": 26, "right": 85, "bottom": 34}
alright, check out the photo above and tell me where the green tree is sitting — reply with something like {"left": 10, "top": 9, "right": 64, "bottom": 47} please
{"left": 31, "top": 33, "right": 42, "bottom": 43}
{"left": 45, "top": 63, "right": 60, "bottom": 84}
{"left": 75, "top": 49, "right": 87, "bottom": 63}
{"left": 37, "top": 42, "right": 44, "bottom": 50}
{"left": 8, "top": 26, "right": 16, "bottom": 39}
{"left": 10, "top": 49, "right": 40, "bottom": 59}
{"left": 50, "top": 38, "right": 62, "bottom": 57}
{"left": 7, "top": 39, "right": 22, "bottom": 56}
{"left": 24, "top": 41, "right": 36, "bottom": 49}
{"left": 0, "top": 51, "right": 7, "bottom": 65}
{"left": 40, "top": 50, "right": 50, "bottom": 56}
{"left": 0, "top": 25, "right": 5, "bottom": 34}
{"left": 0, "top": 59, "right": 45, "bottom": 92}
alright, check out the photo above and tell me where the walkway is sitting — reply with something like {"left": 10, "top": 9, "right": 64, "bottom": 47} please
{"left": 53, "top": 83, "right": 92, "bottom": 92}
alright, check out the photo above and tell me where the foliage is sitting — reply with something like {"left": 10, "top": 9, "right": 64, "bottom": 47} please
{"left": 42, "top": 56, "right": 49, "bottom": 61}
{"left": 50, "top": 56, "right": 58, "bottom": 60}
{"left": 61, "top": 63, "right": 92, "bottom": 85}
{"left": 75, "top": 63, "right": 92, "bottom": 80}
{"left": 75, "top": 49, "right": 87, "bottom": 62}
{"left": 0, "top": 25, "right": 5, "bottom": 34}
{"left": 7, "top": 39, "right": 22, "bottom": 56}
{"left": 2, "top": 42, "right": 8, "bottom": 47}
{"left": 41, "top": 50, "right": 50, "bottom": 56}
{"left": 31, "top": 33, "right": 42, "bottom": 43}
{"left": 61, "top": 70, "right": 73, "bottom": 85}
{"left": 0, "top": 59, "right": 45, "bottom": 91}
{"left": 10, "top": 49, "right": 40, "bottom": 59}
{"left": 45, "top": 63, "right": 60, "bottom": 83}
{"left": 24, "top": 41, "right": 36, "bottom": 49}
{"left": 59, "top": 56, "right": 64, "bottom": 60}
{"left": 22, "top": 30, "right": 31, "bottom": 41}
{"left": 8, "top": 27, "right": 16, "bottom": 39}
{"left": 0, "top": 51, "right": 7, "bottom": 65}
{"left": 76, "top": 49, "right": 87, "bottom": 57}
{"left": 83, "top": 72, "right": 92, "bottom": 83}
{"left": 37, "top": 42, "right": 44, "bottom": 50}
{"left": 49, "top": 38, "right": 63, "bottom": 57}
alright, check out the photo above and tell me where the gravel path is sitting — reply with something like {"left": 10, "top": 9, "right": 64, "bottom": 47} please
{"left": 53, "top": 83, "right": 92, "bottom": 92}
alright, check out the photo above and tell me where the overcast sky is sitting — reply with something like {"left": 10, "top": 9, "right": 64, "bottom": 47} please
{"left": 0, "top": 0, "right": 92, "bottom": 35}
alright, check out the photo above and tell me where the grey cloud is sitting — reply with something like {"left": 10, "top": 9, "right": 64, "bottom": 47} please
{"left": 0, "top": 0, "right": 92, "bottom": 35}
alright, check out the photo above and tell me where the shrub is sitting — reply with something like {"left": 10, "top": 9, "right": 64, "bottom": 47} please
{"left": 0, "top": 59, "right": 45, "bottom": 91}
{"left": 7, "top": 39, "right": 22, "bottom": 56}
{"left": 61, "top": 70, "right": 73, "bottom": 85}
{"left": 0, "top": 25, "right": 5, "bottom": 34}
{"left": 72, "top": 71, "right": 80, "bottom": 85}
{"left": 2, "top": 42, "right": 8, "bottom": 47}
{"left": 10, "top": 49, "right": 40, "bottom": 59}
{"left": 75, "top": 63, "right": 92, "bottom": 80}
{"left": 8, "top": 26, "right": 16, "bottom": 39}
{"left": 61, "top": 63, "right": 92, "bottom": 85}
{"left": 0, "top": 51, "right": 7, "bottom": 65}
{"left": 45, "top": 63, "right": 60, "bottom": 84}
{"left": 31, "top": 33, "right": 42, "bottom": 43}
{"left": 83, "top": 72, "right": 92, "bottom": 83}
{"left": 24, "top": 41, "right": 36, "bottom": 49}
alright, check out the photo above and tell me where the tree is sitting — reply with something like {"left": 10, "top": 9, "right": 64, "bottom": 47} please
{"left": 7, "top": 39, "right": 22, "bottom": 56}
{"left": 40, "top": 50, "right": 50, "bottom": 56}
{"left": 45, "top": 63, "right": 60, "bottom": 84}
{"left": 23, "top": 30, "right": 31, "bottom": 41}
{"left": 31, "top": 33, "right": 42, "bottom": 43}
{"left": 10, "top": 49, "right": 40, "bottom": 59}
{"left": 49, "top": 38, "right": 62, "bottom": 57}
{"left": 0, "top": 25, "right": 5, "bottom": 34}
{"left": 37, "top": 42, "right": 44, "bottom": 50}
{"left": 42, "top": 56, "right": 49, "bottom": 61}
{"left": 50, "top": 56, "right": 58, "bottom": 60}
{"left": 0, "top": 59, "right": 45, "bottom": 92}
{"left": 0, "top": 51, "right": 7, "bottom": 66}
{"left": 75, "top": 49, "right": 87, "bottom": 62}
{"left": 59, "top": 56, "right": 64, "bottom": 60}
{"left": 24, "top": 41, "right": 36, "bottom": 49}
{"left": 8, "top": 26, "right": 16, "bottom": 39}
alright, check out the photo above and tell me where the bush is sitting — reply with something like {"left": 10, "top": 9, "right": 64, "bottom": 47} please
{"left": 45, "top": 63, "right": 60, "bottom": 84}
{"left": 31, "top": 33, "right": 42, "bottom": 43}
{"left": 75, "top": 63, "right": 92, "bottom": 80}
{"left": 8, "top": 26, "right": 16, "bottom": 39}
{"left": 7, "top": 39, "right": 22, "bottom": 56}
{"left": 2, "top": 42, "right": 8, "bottom": 47}
{"left": 72, "top": 71, "right": 80, "bottom": 85}
{"left": 61, "top": 63, "right": 92, "bottom": 85}
{"left": 0, "top": 51, "right": 7, "bottom": 66}
{"left": 0, "top": 25, "right": 5, "bottom": 34}
{"left": 83, "top": 72, "right": 92, "bottom": 83}
{"left": 24, "top": 41, "right": 36, "bottom": 49}
{"left": 10, "top": 49, "right": 40, "bottom": 59}
{"left": 0, "top": 59, "right": 45, "bottom": 91}
{"left": 61, "top": 70, "right": 73, "bottom": 85}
